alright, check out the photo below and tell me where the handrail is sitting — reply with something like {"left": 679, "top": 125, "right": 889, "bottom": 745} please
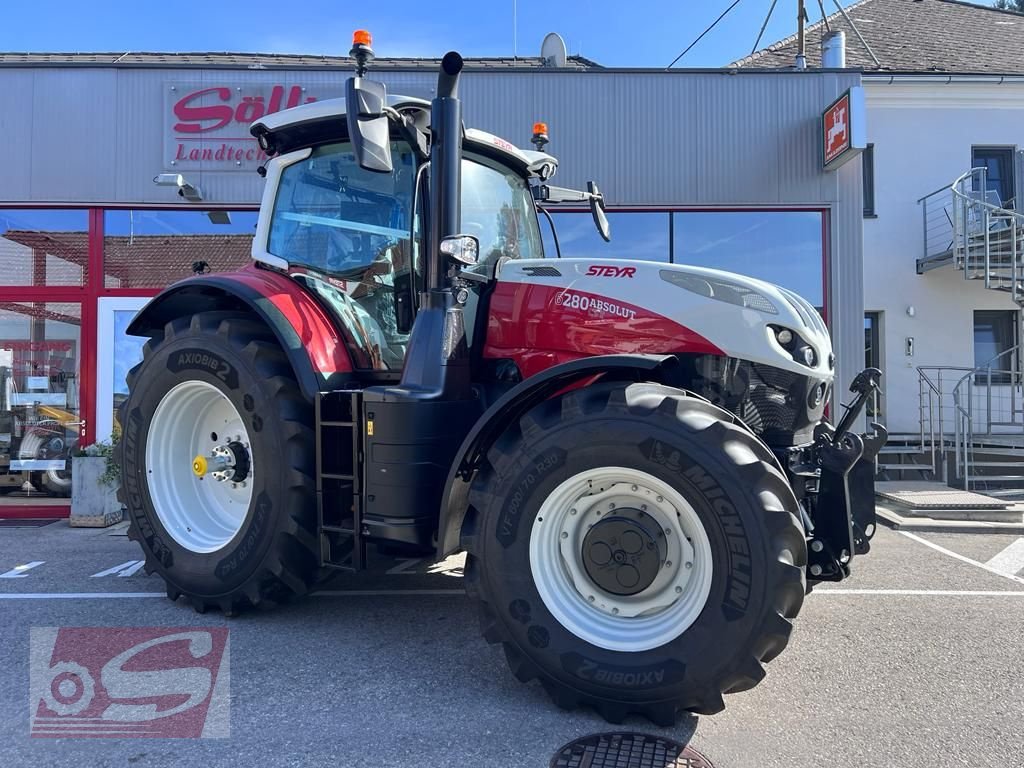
{"left": 917, "top": 182, "right": 957, "bottom": 204}
{"left": 951, "top": 167, "right": 1024, "bottom": 222}
{"left": 949, "top": 344, "right": 1024, "bottom": 488}
{"left": 951, "top": 345, "right": 1020, "bottom": 394}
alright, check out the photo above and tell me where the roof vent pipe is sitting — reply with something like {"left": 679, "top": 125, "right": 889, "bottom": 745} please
{"left": 822, "top": 30, "right": 846, "bottom": 68}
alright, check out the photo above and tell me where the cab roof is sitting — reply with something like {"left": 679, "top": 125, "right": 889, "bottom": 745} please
{"left": 251, "top": 94, "right": 558, "bottom": 179}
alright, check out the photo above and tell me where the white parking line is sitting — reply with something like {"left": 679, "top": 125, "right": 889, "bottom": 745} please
{"left": 1, "top": 587, "right": 1021, "bottom": 601}
{"left": 0, "top": 561, "right": 45, "bottom": 579}
{"left": 314, "top": 589, "right": 463, "bottom": 597}
{"left": 0, "top": 592, "right": 164, "bottom": 599}
{"left": 984, "top": 537, "right": 1024, "bottom": 577}
{"left": 815, "top": 589, "right": 1024, "bottom": 596}
{"left": 0, "top": 589, "right": 465, "bottom": 600}
{"left": 899, "top": 531, "right": 1024, "bottom": 586}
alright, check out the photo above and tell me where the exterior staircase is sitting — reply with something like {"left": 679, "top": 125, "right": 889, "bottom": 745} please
{"left": 918, "top": 167, "right": 1024, "bottom": 301}
{"left": 900, "top": 169, "right": 1024, "bottom": 497}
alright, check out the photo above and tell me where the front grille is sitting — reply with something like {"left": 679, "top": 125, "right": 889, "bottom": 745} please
{"left": 739, "top": 363, "right": 801, "bottom": 438}
{"left": 684, "top": 356, "right": 818, "bottom": 447}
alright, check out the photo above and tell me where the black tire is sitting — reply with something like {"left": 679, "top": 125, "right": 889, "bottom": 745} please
{"left": 462, "top": 381, "right": 806, "bottom": 725}
{"left": 117, "top": 312, "right": 319, "bottom": 614}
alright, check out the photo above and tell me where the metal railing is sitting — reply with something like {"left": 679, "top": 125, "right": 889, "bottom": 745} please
{"left": 917, "top": 365, "right": 968, "bottom": 483}
{"left": 951, "top": 346, "right": 1024, "bottom": 488}
{"left": 918, "top": 183, "right": 957, "bottom": 265}
{"left": 918, "top": 346, "right": 1024, "bottom": 488}
{"left": 919, "top": 169, "right": 1024, "bottom": 297}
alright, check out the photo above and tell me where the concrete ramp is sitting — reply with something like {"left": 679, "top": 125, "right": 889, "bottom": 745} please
{"left": 876, "top": 481, "right": 1011, "bottom": 511}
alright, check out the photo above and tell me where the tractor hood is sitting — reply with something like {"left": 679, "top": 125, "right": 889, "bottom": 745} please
{"left": 494, "top": 258, "right": 834, "bottom": 381}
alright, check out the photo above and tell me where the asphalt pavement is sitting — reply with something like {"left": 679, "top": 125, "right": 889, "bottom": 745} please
{"left": 0, "top": 519, "right": 1022, "bottom": 768}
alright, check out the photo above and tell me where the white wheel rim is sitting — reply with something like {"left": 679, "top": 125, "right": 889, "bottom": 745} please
{"left": 145, "top": 380, "right": 253, "bottom": 554}
{"left": 529, "top": 466, "right": 714, "bottom": 653}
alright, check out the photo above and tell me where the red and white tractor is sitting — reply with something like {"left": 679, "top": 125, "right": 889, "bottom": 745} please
{"left": 118, "top": 34, "right": 884, "bottom": 724}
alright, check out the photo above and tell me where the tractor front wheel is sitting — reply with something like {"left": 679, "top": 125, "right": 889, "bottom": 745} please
{"left": 463, "top": 381, "right": 806, "bottom": 724}
{"left": 118, "top": 312, "right": 319, "bottom": 613}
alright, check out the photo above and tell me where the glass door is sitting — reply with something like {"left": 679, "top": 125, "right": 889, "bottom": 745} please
{"left": 95, "top": 297, "right": 150, "bottom": 444}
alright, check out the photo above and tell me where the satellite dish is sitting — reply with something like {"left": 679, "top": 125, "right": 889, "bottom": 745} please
{"left": 540, "top": 32, "right": 568, "bottom": 68}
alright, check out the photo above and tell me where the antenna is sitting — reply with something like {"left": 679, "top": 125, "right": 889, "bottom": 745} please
{"left": 513, "top": 0, "right": 517, "bottom": 60}
{"left": 796, "top": 0, "right": 807, "bottom": 69}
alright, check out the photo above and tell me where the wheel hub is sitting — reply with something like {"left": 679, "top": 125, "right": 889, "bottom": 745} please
{"left": 581, "top": 511, "right": 664, "bottom": 596}
{"left": 531, "top": 469, "right": 714, "bottom": 652}
{"left": 191, "top": 440, "right": 251, "bottom": 484}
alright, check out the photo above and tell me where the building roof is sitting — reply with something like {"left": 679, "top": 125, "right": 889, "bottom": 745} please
{"left": 732, "top": 0, "right": 1024, "bottom": 74}
{"left": 0, "top": 51, "right": 601, "bottom": 70}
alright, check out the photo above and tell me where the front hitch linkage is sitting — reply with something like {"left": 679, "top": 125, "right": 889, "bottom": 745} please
{"left": 809, "top": 367, "right": 887, "bottom": 581}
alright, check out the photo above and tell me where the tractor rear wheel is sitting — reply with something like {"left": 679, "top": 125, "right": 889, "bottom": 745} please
{"left": 118, "top": 312, "right": 319, "bottom": 613}
{"left": 462, "top": 381, "right": 806, "bottom": 724}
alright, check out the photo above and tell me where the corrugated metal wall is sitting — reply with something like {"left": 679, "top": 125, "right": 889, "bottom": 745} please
{"left": 0, "top": 65, "right": 863, "bottom": 395}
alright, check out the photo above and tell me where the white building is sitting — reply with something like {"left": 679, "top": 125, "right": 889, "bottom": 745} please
{"left": 737, "top": 0, "right": 1024, "bottom": 491}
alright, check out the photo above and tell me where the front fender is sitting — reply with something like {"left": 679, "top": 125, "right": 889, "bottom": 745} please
{"left": 436, "top": 354, "right": 678, "bottom": 556}
{"left": 126, "top": 265, "right": 352, "bottom": 400}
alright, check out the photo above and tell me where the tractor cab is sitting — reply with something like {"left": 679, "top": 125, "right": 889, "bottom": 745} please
{"left": 250, "top": 109, "right": 551, "bottom": 373}
{"left": 248, "top": 38, "right": 608, "bottom": 378}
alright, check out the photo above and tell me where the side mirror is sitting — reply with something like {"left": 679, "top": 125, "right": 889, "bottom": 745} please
{"left": 588, "top": 181, "right": 611, "bottom": 242}
{"left": 345, "top": 77, "right": 393, "bottom": 173}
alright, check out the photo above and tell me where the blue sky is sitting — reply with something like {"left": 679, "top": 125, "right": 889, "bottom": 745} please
{"left": 3, "top": 0, "right": 860, "bottom": 68}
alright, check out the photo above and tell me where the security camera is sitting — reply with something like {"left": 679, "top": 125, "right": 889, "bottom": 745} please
{"left": 152, "top": 172, "right": 204, "bottom": 202}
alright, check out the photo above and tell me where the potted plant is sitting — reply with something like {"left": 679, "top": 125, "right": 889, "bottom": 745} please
{"left": 70, "top": 430, "right": 124, "bottom": 528}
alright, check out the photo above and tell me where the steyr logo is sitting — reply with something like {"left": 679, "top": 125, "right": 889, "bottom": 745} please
{"left": 586, "top": 265, "right": 636, "bottom": 278}
{"left": 29, "top": 627, "right": 230, "bottom": 738}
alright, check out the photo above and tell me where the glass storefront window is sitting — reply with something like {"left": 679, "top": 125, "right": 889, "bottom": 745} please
{"left": 0, "top": 303, "right": 81, "bottom": 499}
{"left": 103, "top": 209, "right": 259, "bottom": 288}
{"left": 542, "top": 212, "right": 670, "bottom": 263}
{"left": 0, "top": 209, "right": 88, "bottom": 287}
{"left": 673, "top": 211, "right": 825, "bottom": 310}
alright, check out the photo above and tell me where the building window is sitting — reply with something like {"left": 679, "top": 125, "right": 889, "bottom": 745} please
{"left": 0, "top": 209, "right": 89, "bottom": 287}
{"left": 541, "top": 212, "right": 670, "bottom": 263}
{"left": 0, "top": 302, "right": 81, "bottom": 499}
{"left": 673, "top": 211, "right": 825, "bottom": 311}
{"left": 974, "top": 310, "right": 1017, "bottom": 383}
{"left": 864, "top": 312, "right": 882, "bottom": 419}
{"left": 971, "top": 147, "right": 1015, "bottom": 209}
{"left": 862, "top": 144, "right": 875, "bottom": 217}
{"left": 103, "top": 209, "right": 258, "bottom": 288}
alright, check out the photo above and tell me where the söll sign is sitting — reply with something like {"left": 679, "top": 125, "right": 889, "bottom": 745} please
{"left": 164, "top": 82, "right": 340, "bottom": 171}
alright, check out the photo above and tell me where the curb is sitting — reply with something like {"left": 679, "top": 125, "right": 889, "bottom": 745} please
{"left": 876, "top": 505, "right": 1024, "bottom": 534}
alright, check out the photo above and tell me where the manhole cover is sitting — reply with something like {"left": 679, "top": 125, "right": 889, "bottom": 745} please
{"left": 551, "top": 732, "right": 713, "bottom": 768}
{"left": 0, "top": 519, "right": 58, "bottom": 528}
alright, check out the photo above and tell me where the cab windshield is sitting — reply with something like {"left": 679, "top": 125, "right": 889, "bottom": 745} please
{"left": 461, "top": 155, "right": 544, "bottom": 271}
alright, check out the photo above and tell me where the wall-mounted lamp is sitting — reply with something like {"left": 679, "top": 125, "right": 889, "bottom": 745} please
{"left": 906, "top": 305, "right": 916, "bottom": 317}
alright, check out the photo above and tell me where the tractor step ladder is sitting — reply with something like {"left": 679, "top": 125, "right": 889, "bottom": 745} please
{"left": 315, "top": 389, "right": 366, "bottom": 571}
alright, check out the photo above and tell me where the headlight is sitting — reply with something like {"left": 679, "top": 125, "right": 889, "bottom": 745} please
{"left": 659, "top": 270, "right": 778, "bottom": 315}
{"left": 800, "top": 346, "right": 817, "bottom": 367}
{"left": 775, "top": 328, "right": 794, "bottom": 345}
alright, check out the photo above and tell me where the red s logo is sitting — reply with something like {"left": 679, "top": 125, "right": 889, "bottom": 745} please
{"left": 173, "top": 87, "right": 234, "bottom": 134}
